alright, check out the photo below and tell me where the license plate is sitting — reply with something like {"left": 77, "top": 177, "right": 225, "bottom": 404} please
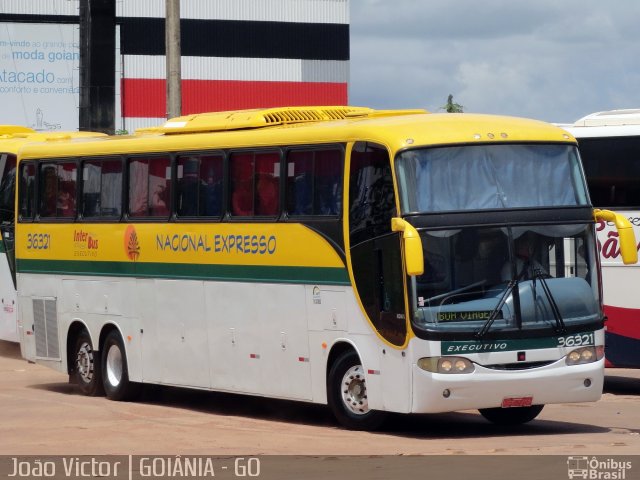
{"left": 501, "top": 396, "right": 533, "bottom": 408}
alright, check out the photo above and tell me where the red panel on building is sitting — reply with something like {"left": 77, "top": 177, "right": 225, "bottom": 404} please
{"left": 122, "top": 79, "right": 348, "bottom": 117}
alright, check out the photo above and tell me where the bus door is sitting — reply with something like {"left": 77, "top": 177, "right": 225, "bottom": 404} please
{"left": 348, "top": 142, "right": 411, "bottom": 412}
{"left": 0, "top": 153, "right": 17, "bottom": 342}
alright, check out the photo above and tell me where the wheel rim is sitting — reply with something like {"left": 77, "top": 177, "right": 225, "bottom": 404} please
{"left": 76, "top": 342, "right": 94, "bottom": 383}
{"left": 340, "top": 364, "right": 369, "bottom": 415}
{"left": 106, "top": 343, "right": 123, "bottom": 388}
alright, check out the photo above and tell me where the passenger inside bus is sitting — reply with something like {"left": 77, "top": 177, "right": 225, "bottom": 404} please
{"left": 200, "top": 167, "right": 222, "bottom": 216}
{"left": 57, "top": 184, "right": 75, "bottom": 217}
{"left": 178, "top": 158, "right": 199, "bottom": 216}
{"left": 501, "top": 232, "right": 549, "bottom": 281}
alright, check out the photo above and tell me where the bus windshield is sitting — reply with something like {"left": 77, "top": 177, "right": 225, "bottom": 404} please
{"left": 411, "top": 225, "right": 600, "bottom": 335}
{"left": 396, "top": 144, "right": 589, "bottom": 213}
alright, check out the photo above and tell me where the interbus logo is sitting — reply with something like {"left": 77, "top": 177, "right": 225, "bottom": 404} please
{"left": 125, "top": 225, "right": 141, "bottom": 261}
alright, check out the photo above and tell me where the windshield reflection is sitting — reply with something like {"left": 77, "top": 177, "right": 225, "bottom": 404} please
{"left": 411, "top": 225, "right": 600, "bottom": 335}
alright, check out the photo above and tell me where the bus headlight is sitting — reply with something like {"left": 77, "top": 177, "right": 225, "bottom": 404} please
{"left": 565, "top": 346, "right": 604, "bottom": 365}
{"left": 417, "top": 357, "right": 475, "bottom": 374}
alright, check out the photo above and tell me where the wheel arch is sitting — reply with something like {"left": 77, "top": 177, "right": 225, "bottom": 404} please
{"left": 98, "top": 322, "right": 122, "bottom": 354}
{"left": 66, "top": 319, "right": 91, "bottom": 375}
{"left": 326, "top": 340, "right": 361, "bottom": 386}
{"left": 325, "top": 338, "right": 384, "bottom": 411}
{"left": 324, "top": 339, "right": 387, "bottom": 430}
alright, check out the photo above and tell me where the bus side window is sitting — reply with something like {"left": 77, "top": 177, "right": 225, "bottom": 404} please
{"left": 230, "top": 150, "right": 280, "bottom": 217}
{"left": 286, "top": 148, "right": 343, "bottom": 216}
{"left": 349, "top": 142, "right": 396, "bottom": 244}
{"left": 579, "top": 136, "right": 640, "bottom": 208}
{"left": 82, "top": 159, "right": 122, "bottom": 218}
{"left": 0, "top": 154, "right": 16, "bottom": 223}
{"left": 128, "top": 156, "right": 171, "bottom": 218}
{"left": 176, "top": 153, "right": 224, "bottom": 218}
{"left": 19, "top": 163, "right": 36, "bottom": 220}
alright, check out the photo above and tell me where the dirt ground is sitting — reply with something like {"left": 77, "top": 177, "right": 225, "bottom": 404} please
{"left": 1, "top": 340, "right": 639, "bottom": 456}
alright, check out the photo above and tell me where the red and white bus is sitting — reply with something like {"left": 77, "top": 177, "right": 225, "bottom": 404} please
{"left": 562, "top": 109, "right": 640, "bottom": 368}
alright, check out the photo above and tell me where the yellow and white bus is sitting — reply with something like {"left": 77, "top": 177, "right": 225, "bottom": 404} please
{"left": 0, "top": 127, "right": 105, "bottom": 343}
{"left": 16, "top": 106, "right": 637, "bottom": 429}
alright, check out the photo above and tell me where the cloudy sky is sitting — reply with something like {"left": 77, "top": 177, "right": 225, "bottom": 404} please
{"left": 349, "top": 1, "right": 640, "bottom": 124}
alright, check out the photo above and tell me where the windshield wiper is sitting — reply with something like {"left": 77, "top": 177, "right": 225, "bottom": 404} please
{"left": 475, "top": 279, "right": 517, "bottom": 339}
{"left": 533, "top": 269, "right": 566, "bottom": 333}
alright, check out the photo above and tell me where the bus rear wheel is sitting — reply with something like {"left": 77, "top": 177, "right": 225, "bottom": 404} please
{"left": 479, "top": 404, "right": 544, "bottom": 425}
{"left": 327, "top": 350, "right": 386, "bottom": 430}
{"left": 101, "top": 330, "right": 140, "bottom": 401}
{"left": 73, "top": 330, "right": 104, "bottom": 396}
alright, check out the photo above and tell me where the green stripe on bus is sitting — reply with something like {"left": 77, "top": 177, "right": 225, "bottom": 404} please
{"left": 16, "top": 259, "right": 351, "bottom": 285}
{"left": 442, "top": 331, "right": 595, "bottom": 353}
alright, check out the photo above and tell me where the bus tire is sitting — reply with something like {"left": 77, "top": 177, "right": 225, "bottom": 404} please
{"left": 479, "top": 404, "right": 544, "bottom": 425}
{"left": 72, "top": 330, "right": 104, "bottom": 396}
{"left": 327, "top": 350, "right": 387, "bottom": 430}
{"left": 101, "top": 330, "right": 140, "bottom": 401}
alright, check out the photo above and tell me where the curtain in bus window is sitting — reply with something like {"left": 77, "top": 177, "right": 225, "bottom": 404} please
{"left": 148, "top": 158, "right": 171, "bottom": 216}
{"left": 82, "top": 163, "right": 101, "bottom": 216}
{"left": 83, "top": 161, "right": 122, "bottom": 217}
{"left": 255, "top": 152, "right": 280, "bottom": 216}
{"left": 101, "top": 161, "right": 122, "bottom": 216}
{"left": 402, "top": 145, "right": 586, "bottom": 212}
{"left": 230, "top": 153, "right": 254, "bottom": 216}
{"left": 56, "top": 163, "right": 77, "bottom": 217}
{"left": 129, "top": 159, "right": 149, "bottom": 216}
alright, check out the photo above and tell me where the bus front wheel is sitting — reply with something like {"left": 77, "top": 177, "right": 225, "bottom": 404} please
{"left": 479, "top": 404, "right": 544, "bottom": 425}
{"left": 327, "top": 350, "right": 386, "bottom": 430}
{"left": 73, "top": 330, "right": 104, "bottom": 396}
{"left": 101, "top": 330, "right": 140, "bottom": 401}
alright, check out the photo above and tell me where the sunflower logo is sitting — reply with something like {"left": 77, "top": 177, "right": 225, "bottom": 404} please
{"left": 124, "top": 224, "right": 140, "bottom": 261}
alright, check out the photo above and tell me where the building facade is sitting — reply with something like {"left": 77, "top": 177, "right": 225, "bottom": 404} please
{"left": 0, "top": 0, "right": 349, "bottom": 132}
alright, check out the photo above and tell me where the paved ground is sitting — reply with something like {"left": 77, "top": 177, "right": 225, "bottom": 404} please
{"left": 1, "top": 340, "right": 639, "bottom": 456}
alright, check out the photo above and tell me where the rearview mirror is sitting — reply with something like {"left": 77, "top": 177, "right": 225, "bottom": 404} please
{"left": 594, "top": 209, "right": 638, "bottom": 265}
{"left": 391, "top": 217, "right": 424, "bottom": 276}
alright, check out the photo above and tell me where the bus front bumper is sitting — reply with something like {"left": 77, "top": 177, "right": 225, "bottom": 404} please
{"left": 411, "top": 358, "right": 603, "bottom": 413}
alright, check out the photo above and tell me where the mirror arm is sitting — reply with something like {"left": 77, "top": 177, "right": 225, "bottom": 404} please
{"left": 594, "top": 209, "right": 638, "bottom": 265}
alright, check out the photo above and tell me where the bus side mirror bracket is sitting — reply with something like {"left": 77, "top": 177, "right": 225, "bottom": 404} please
{"left": 594, "top": 209, "right": 638, "bottom": 265}
{"left": 391, "top": 217, "right": 424, "bottom": 276}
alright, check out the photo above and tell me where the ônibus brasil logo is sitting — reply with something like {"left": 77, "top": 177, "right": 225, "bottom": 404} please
{"left": 567, "top": 456, "right": 632, "bottom": 479}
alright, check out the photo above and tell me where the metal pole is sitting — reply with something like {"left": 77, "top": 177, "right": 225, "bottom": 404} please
{"left": 165, "top": 0, "right": 182, "bottom": 119}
